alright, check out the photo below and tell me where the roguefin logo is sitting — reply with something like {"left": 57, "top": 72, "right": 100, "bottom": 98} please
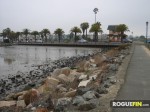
{"left": 111, "top": 100, "right": 150, "bottom": 108}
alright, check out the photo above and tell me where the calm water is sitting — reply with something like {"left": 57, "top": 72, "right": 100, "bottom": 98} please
{"left": 0, "top": 45, "right": 99, "bottom": 78}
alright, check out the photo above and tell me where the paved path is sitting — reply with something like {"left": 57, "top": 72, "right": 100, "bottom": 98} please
{"left": 113, "top": 44, "right": 150, "bottom": 112}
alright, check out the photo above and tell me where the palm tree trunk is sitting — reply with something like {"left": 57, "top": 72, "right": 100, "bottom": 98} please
{"left": 82, "top": 30, "right": 85, "bottom": 39}
{"left": 75, "top": 32, "right": 76, "bottom": 42}
{"left": 59, "top": 35, "right": 60, "bottom": 43}
{"left": 35, "top": 35, "right": 36, "bottom": 42}
{"left": 86, "top": 29, "right": 87, "bottom": 39}
{"left": 121, "top": 32, "right": 124, "bottom": 43}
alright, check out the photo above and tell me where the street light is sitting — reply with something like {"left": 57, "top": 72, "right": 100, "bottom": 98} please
{"left": 93, "top": 8, "right": 98, "bottom": 23}
{"left": 146, "top": 21, "right": 149, "bottom": 43}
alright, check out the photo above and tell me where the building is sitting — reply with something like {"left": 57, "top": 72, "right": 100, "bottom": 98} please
{"left": 107, "top": 25, "right": 121, "bottom": 42}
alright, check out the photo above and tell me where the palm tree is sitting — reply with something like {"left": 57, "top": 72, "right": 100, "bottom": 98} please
{"left": 54, "top": 28, "right": 64, "bottom": 43}
{"left": 39, "top": 31, "right": 44, "bottom": 42}
{"left": 31, "top": 31, "right": 39, "bottom": 42}
{"left": 41, "top": 29, "right": 50, "bottom": 42}
{"left": 16, "top": 32, "right": 21, "bottom": 42}
{"left": 2, "top": 28, "right": 11, "bottom": 40}
{"left": 116, "top": 24, "right": 129, "bottom": 42}
{"left": 71, "top": 26, "right": 81, "bottom": 42}
{"left": 23, "top": 29, "right": 30, "bottom": 42}
{"left": 89, "top": 22, "right": 102, "bottom": 42}
{"left": 80, "top": 22, "right": 89, "bottom": 39}
{"left": 9, "top": 31, "right": 16, "bottom": 42}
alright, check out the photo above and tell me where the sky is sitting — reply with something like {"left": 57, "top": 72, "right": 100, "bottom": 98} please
{"left": 0, "top": 0, "right": 150, "bottom": 36}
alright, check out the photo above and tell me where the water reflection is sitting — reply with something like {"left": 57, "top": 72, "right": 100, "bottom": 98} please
{"left": 4, "top": 58, "right": 15, "bottom": 65}
{"left": 0, "top": 46, "right": 99, "bottom": 77}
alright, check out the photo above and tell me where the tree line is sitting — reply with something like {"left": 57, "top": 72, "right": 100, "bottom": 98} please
{"left": 0, "top": 22, "right": 128, "bottom": 43}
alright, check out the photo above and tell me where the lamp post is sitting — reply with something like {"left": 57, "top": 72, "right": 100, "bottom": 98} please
{"left": 146, "top": 21, "right": 148, "bottom": 43}
{"left": 93, "top": 8, "right": 98, "bottom": 23}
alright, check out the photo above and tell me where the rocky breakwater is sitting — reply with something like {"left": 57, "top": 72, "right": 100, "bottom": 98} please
{"left": 0, "top": 50, "right": 100, "bottom": 100}
{"left": 0, "top": 45, "right": 131, "bottom": 112}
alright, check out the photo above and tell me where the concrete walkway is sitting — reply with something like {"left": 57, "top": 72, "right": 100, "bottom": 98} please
{"left": 113, "top": 44, "right": 150, "bottom": 112}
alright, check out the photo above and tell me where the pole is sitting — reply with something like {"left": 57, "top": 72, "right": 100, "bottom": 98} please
{"left": 146, "top": 21, "right": 148, "bottom": 43}
{"left": 95, "top": 13, "right": 96, "bottom": 23}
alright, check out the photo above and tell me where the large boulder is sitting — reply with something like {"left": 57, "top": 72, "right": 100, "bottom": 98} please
{"left": 17, "top": 100, "right": 26, "bottom": 108}
{"left": 57, "top": 86, "right": 67, "bottom": 93}
{"left": 79, "top": 74, "right": 87, "bottom": 81}
{"left": 65, "top": 89, "right": 76, "bottom": 97}
{"left": 35, "top": 108, "right": 48, "bottom": 112}
{"left": 0, "top": 101, "right": 16, "bottom": 108}
{"left": 76, "top": 87, "right": 91, "bottom": 95}
{"left": 52, "top": 69, "right": 61, "bottom": 77}
{"left": 109, "top": 64, "right": 117, "bottom": 71}
{"left": 23, "top": 89, "right": 39, "bottom": 106}
{"left": 96, "top": 86, "right": 108, "bottom": 94}
{"left": 55, "top": 97, "right": 72, "bottom": 112}
{"left": 84, "top": 61, "right": 90, "bottom": 71}
{"left": 78, "top": 100, "right": 96, "bottom": 111}
{"left": 72, "top": 96, "right": 85, "bottom": 106}
{"left": 78, "top": 79, "right": 91, "bottom": 87}
{"left": 60, "top": 67, "right": 71, "bottom": 76}
{"left": 82, "top": 91, "right": 98, "bottom": 101}
{"left": 57, "top": 74, "right": 75, "bottom": 83}
{"left": 45, "top": 77, "right": 60, "bottom": 87}
{"left": 93, "top": 55, "right": 106, "bottom": 66}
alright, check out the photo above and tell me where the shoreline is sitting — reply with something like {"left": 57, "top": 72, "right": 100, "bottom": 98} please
{"left": 0, "top": 44, "right": 131, "bottom": 112}
{"left": 0, "top": 48, "right": 106, "bottom": 100}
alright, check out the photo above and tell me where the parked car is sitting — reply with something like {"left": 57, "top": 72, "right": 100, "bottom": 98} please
{"left": 147, "top": 40, "right": 150, "bottom": 43}
{"left": 123, "top": 38, "right": 133, "bottom": 43}
{"left": 78, "top": 39, "right": 87, "bottom": 43}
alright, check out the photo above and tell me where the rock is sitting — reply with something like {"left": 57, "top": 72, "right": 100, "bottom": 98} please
{"left": 35, "top": 107, "right": 48, "bottom": 112}
{"left": 93, "top": 55, "right": 106, "bottom": 66}
{"left": 89, "top": 98, "right": 99, "bottom": 106}
{"left": 109, "top": 76, "right": 117, "bottom": 84}
{"left": 78, "top": 79, "right": 91, "bottom": 87}
{"left": 57, "top": 86, "right": 67, "bottom": 93}
{"left": 103, "top": 81, "right": 111, "bottom": 88}
{"left": 90, "top": 64, "right": 97, "bottom": 67}
{"left": 69, "top": 88, "right": 73, "bottom": 91}
{"left": 109, "top": 64, "right": 117, "bottom": 71}
{"left": 60, "top": 67, "right": 71, "bottom": 76}
{"left": 57, "top": 74, "right": 73, "bottom": 83}
{"left": 18, "top": 95, "right": 24, "bottom": 100}
{"left": 96, "top": 86, "right": 108, "bottom": 94}
{"left": 84, "top": 61, "right": 90, "bottom": 71}
{"left": 76, "top": 87, "right": 91, "bottom": 95}
{"left": 0, "top": 101, "right": 16, "bottom": 108}
{"left": 23, "top": 89, "right": 39, "bottom": 106}
{"left": 32, "top": 94, "right": 54, "bottom": 111}
{"left": 52, "top": 69, "right": 61, "bottom": 77}
{"left": 78, "top": 100, "right": 96, "bottom": 111}
{"left": 31, "top": 107, "right": 36, "bottom": 111}
{"left": 65, "top": 90, "right": 76, "bottom": 97}
{"left": 55, "top": 97, "right": 72, "bottom": 112}
{"left": 83, "top": 91, "right": 97, "bottom": 101}
{"left": 89, "top": 74, "right": 97, "bottom": 81}
{"left": 79, "top": 74, "right": 87, "bottom": 80}
{"left": 5, "top": 93, "right": 15, "bottom": 100}
{"left": 72, "top": 96, "right": 85, "bottom": 106}
{"left": 89, "top": 58, "right": 95, "bottom": 63}
{"left": 45, "top": 77, "right": 60, "bottom": 86}
{"left": 17, "top": 100, "right": 26, "bottom": 108}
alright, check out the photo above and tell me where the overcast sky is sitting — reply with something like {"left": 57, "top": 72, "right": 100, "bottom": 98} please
{"left": 0, "top": 0, "right": 150, "bottom": 36}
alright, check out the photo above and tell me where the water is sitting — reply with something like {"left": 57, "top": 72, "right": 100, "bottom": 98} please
{"left": 0, "top": 45, "right": 99, "bottom": 78}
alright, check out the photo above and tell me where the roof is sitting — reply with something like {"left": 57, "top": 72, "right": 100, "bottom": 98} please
{"left": 107, "top": 25, "right": 118, "bottom": 31}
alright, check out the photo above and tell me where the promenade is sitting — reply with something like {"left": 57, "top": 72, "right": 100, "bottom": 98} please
{"left": 113, "top": 43, "right": 150, "bottom": 112}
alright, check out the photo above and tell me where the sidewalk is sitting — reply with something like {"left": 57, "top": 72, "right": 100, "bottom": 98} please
{"left": 113, "top": 44, "right": 150, "bottom": 112}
